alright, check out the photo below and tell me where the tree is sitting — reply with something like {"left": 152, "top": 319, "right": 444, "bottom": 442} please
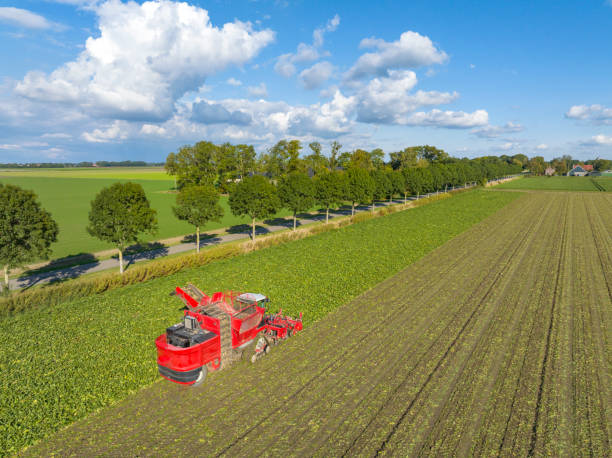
{"left": 370, "top": 169, "right": 391, "bottom": 212}
{"left": 229, "top": 175, "right": 280, "bottom": 241}
{"left": 345, "top": 168, "right": 375, "bottom": 216}
{"left": 165, "top": 141, "right": 219, "bottom": 189}
{"left": 278, "top": 172, "right": 315, "bottom": 230}
{"left": 314, "top": 171, "right": 346, "bottom": 223}
{"left": 305, "top": 142, "right": 327, "bottom": 175}
{"left": 328, "top": 141, "right": 342, "bottom": 170}
{"left": 87, "top": 182, "right": 158, "bottom": 274}
{"left": 388, "top": 170, "right": 405, "bottom": 202}
{"left": 389, "top": 148, "right": 418, "bottom": 170}
{"left": 0, "top": 184, "right": 58, "bottom": 292}
{"left": 173, "top": 186, "right": 223, "bottom": 253}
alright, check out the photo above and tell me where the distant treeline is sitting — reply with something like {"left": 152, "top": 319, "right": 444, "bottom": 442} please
{"left": 0, "top": 161, "right": 163, "bottom": 168}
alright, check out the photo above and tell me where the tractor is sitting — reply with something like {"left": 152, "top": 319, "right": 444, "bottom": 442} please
{"left": 155, "top": 284, "right": 303, "bottom": 386}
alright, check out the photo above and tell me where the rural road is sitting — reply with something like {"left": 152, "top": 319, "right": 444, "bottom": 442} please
{"left": 10, "top": 184, "right": 483, "bottom": 290}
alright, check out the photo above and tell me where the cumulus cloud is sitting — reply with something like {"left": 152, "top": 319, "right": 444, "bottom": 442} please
{"left": 345, "top": 31, "right": 448, "bottom": 81}
{"left": 274, "top": 14, "right": 339, "bottom": 77}
{"left": 355, "top": 70, "right": 458, "bottom": 124}
{"left": 226, "top": 77, "right": 242, "bottom": 86}
{"left": 82, "top": 121, "right": 129, "bottom": 143}
{"left": 191, "top": 100, "right": 251, "bottom": 125}
{"left": 399, "top": 109, "right": 488, "bottom": 128}
{"left": 140, "top": 124, "right": 167, "bottom": 136}
{"left": 565, "top": 104, "right": 612, "bottom": 124}
{"left": 248, "top": 83, "right": 268, "bottom": 98}
{"left": 299, "top": 61, "right": 334, "bottom": 90}
{"left": 0, "top": 7, "right": 54, "bottom": 29}
{"left": 587, "top": 134, "right": 612, "bottom": 145}
{"left": 188, "top": 90, "right": 356, "bottom": 140}
{"left": 471, "top": 121, "right": 523, "bottom": 138}
{"left": 536, "top": 143, "right": 548, "bottom": 150}
{"left": 15, "top": 0, "right": 274, "bottom": 122}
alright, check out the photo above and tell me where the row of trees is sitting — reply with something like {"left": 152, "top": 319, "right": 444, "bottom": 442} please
{"left": 164, "top": 140, "right": 526, "bottom": 191}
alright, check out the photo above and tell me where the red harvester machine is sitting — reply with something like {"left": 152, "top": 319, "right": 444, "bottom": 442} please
{"left": 155, "top": 284, "right": 303, "bottom": 386}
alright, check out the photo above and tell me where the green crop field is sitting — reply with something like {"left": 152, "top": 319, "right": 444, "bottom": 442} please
{"left": 0, "top": 170, "right": 296, "bottom": 261}
{"left": 0, "top": 167, "right": 170, "bottom": 180}
{"left": 495, "top": 175, "right": 612, "bottom": 191}
{"left": 0, "top": 190, "right": 521, "bottom": 454}
{"left": 16, "top": 190, "right": 611, "bottom": 457}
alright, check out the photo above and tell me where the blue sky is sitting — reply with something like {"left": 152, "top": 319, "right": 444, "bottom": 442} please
{"left": 1, "top": 0, "right": 611, "bottom": 162}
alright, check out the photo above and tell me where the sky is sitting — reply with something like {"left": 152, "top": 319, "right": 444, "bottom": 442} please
{"left": 0, "top": 0, "right": 611, "bottom": 163}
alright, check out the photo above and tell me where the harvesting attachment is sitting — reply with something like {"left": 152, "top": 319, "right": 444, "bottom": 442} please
{"left": 155, "top": 284, "right": 303, "bottom": 386}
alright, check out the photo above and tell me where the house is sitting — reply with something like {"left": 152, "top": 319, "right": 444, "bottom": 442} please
{"left": 583, "top": 164, "right": 594, "bottom": 172}
{"left": 589, "top": 169, "right": 612, "bottom": 177}
{"left": 544, "top": 167, "right": 555, "bottom": 176}
{"left": 567, "top": 165, "right": 588, "bottom": 176}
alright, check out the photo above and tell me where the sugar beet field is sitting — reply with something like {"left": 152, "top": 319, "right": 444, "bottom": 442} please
{"left": 19, "top": 191, "right": 612, "bottom": 456}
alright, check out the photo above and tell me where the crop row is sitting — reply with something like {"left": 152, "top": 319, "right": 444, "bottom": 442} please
{"left": 0, "top": 190, "right": 520, "bottom": 454}
{"left": 21, "top": 191, "right": 611, "bottom": 457}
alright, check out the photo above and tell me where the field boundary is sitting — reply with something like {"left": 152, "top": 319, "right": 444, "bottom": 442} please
{"left": 0, "top": 188, "right": 475, "bottom": 316}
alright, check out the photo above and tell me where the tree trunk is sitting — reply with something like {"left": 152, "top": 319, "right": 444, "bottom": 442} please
{"left": 3, "top": 265, "right": 8, "bottom": 292}
{"left": 389, "top": 194, "right": 392, "bottom": 203}
{"left": 196, "top": 226, "right": 200, "bottom": 253}
{"left": 371, "top": 200, "right": 375, "bottom": 213}
{"left": 293, "top": 213, "right": 297, "bottom": 230}
{"left": 417, "top": 191, "right": 420, "bottom": 200}
{"left": 118, "top": 249, "right": 124, "bottom": 274}
{"left": 326, "top": 206, "right": 329, "bottom": 224}
{"left": 404, "top": 192, "right": 407, "bottom": 204}
{"left": 252, "top": 218, "right": 256, "bottom": 241}
{"left": 351, "top": 202, "right": 355, "bottom": 216}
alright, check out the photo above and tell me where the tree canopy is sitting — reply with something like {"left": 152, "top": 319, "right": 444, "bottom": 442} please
{"left": 314, "top": 171, "right": 347, "bottom": 223}
{"left": 0, "top": 184, "right": 58, "bottom": 292}
{"left": 346, "top": 168, "right": 375, "bottom": 215}
{"left": 173, "top": 185, "right": 224, "bottom": 253}
{"left": 278, "top": 172, "right": 316, "bottom": 230}
{"left": 228, "top": 175, "right": 280, "bottom": 240}
{"left": 87, "top": 182, "right": 157, "bottom": 273}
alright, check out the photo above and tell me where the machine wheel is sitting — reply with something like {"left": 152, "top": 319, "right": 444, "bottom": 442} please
{"left": 192, "top": 365, "right": 208, "bottom": 387}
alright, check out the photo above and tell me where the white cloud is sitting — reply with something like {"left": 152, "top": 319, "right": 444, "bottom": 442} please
{"left": 248, "top": 83, "right": 268, "bottom": 98}
{"left": 590, "top": 134, "right": 612, "bottom": 145}
{"left": 15, "top": 1, "right": 274, "bottom": 122}
{"left": 313, "top": 14, "right": 340, "bottom": 47}
{"left": 471, "top": 121, "right": 523, "bottom": 138}
{"left": 227, "top": 77, "right": 242, "bottom": 86}
{"left": 299, "top": 61, "right": 334, "bottom": 90}
{"left": 500, "top": 142, "right": 515, "bottom": 151}
{"left": 345, "top": 31, "right": 448, "bottom": 81}
{"left": 82, "top": 121, "right": 128, "bottom": 143}
{"left": 140, "top": 124, "right": 167, "bottom": 136}
{"left": 399, "top": 109, "right": 488, "bottom": 128}
{"left": 565, "top": 104, "right": 612, "bottom": 124}
{"left": 536, "top": 143, "right": 549, "bottom": 150}
{"left": 274, "top": 14, "right": 339, "bottom": 77}
{"left": 355, "top": 70, "right": 458, "bottom": 124}
{"left": 0, "top": 7, "right": 54, "bottom": 29}
{"left": 41, "top": 132, "right": 72, "bottom": 139}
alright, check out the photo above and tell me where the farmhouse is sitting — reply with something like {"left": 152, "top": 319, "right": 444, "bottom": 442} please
{"left": 567, "top": 165, "right": 588, "bottom": 176}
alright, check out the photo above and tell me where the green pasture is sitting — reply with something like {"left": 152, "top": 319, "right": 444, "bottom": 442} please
{"left": 0, "top": 167, "right": 170, "bottom": 180}
{"left": 0, "top": 174, "right": 292, "bottom": 260}
{"left": 495, "top": 175, "right": 612, "bottom": 192}
{"left": 0, "top": 190, "right": 521, "bottom": 454}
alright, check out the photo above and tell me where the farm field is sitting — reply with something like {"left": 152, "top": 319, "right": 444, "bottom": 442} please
{"left": 496, "top": 175, "right": 612, "bottom": 192}
{"left": 20, "top": 191, "right": 611, "bottom": 457}
{"left": 0, "top": 190, "right": 520, "bottom": 454}
{"left": 0, "top": 166, "right": 170, "bottom": 180}
{"left": 0, "top": 172, "right": 296, "bottom": 260}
